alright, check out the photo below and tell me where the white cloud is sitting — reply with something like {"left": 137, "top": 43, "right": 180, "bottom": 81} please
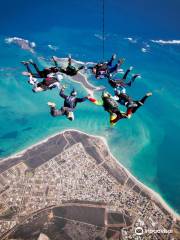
{"left": 30, "top": 42, "right": 36, "bottom": 48}
{"left": 151, "top": 39, "right": 180, "bottom": 45}
{"left": 48, "top": 44, "right": 59, "bottom": 51}
{"left": 141, "top": 48, "right": 148, "bottom": 53}
{"left": 145, "top": 43, "right": 150, "bottom": 48}
{"left": 94, "top": 34, "right": 105, "bottom": 41}
{"left": 124, "top": 37, "right": 137, "bottom": 43}
{"left": 5, "top": 37, "right": 36, "bottom": 53}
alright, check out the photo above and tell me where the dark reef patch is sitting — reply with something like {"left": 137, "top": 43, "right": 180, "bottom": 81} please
{"left": 0, "top": 131, "right": 19, "bottom": 140}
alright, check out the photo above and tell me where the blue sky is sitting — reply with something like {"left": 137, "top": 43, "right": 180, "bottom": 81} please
{"left": 0, "top": 0, "right": 180, "bottom": 38}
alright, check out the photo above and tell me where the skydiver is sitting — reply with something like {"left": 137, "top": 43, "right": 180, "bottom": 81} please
{"left": 88, "top": 91, "right": 127, "bottom": 126}
{"left": 26, "top": 73, "right": 62, "bottom": 92}
{"left": 52, "top": 55, "right": 85, "bottom": 76}
{"left": 48, "top": 86, "right": 88, "bottom": 121}
{"left": 89, "top": 54, "right": 125, "bottom": 79}
{"left": 113, "top": 88, "right": 135, "bottom": 107}
{"left": 21, "top": 59, "right": 59, "bottom": 78}
{"left": 108, "top": 66, "right": 140, "bottom": 88}
{"left": 114, "top": 89, "right": 153, "bottom": 118}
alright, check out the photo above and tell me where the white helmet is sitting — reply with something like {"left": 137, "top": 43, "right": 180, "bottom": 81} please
{"left": 121, "top": 87, "right": 126, "bottom": 94}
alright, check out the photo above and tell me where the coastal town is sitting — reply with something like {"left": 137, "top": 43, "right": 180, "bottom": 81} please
{"left": 0, "top": 130, "right": 179, "bottom": 239}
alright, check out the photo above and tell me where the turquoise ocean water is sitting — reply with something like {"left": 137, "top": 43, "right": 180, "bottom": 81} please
{"left": 0, "top": 27, "right": 180, "bottom": 214}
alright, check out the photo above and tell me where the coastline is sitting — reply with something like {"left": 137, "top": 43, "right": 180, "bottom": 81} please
{"left": 1, "top": 128, "right": 179, "bottom": 220}
{"left": 55, "top": 57, "right": 105, "bottom": 95}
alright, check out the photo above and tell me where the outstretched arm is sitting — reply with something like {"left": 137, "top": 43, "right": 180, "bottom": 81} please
{"left": 59, "top": 88, "right": 67, "bottom": 99}
{"left": 76, "top": 96, "right": 88, "bottom": 103}
{"left": 122, "top": 67, "right": 132, "bottom": 80}
{"left": 108, "top": 78, "right": 127, "bottom": 88}
{"left": 52, "top": 56, "right": 59, "bottom": 67}
{"left": 126, "top": 74, "right": 140, "bottom": 87}
{"left": 88, "top": 97, "right": 103, "bottom": 106}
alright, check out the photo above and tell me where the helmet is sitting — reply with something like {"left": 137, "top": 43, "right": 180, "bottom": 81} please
{"left": 114, "top": 87, "right": 126, "bottom": 95}
{"left": 114, "top": 88, "right": 121, "bottom": 95}
{"left": 121, "top": 87, "right": 126, "bottom": 94}
{"left": 71, "top": 89, "right": 77, "bottom": 96}
{"left": 102, "top": 91, "right": 111, "bottom": 98}
{"left": 53, "top": 67, "right": 59, "bottom": 73}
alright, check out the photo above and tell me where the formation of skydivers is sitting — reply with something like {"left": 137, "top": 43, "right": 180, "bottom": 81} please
{"left": 21, "top": 54, "right": 152, "bottom": 126}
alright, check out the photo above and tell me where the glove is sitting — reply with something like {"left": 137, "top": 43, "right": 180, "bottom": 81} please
{"left": 61, "top": 84, "right": 67, "bottom": 90}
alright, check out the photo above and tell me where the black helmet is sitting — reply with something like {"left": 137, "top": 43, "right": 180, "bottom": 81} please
{"left": 71, "top": 89, "right": 77, "bottom": 96}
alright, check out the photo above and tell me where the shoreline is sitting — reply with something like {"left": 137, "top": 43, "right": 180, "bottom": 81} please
{"left": 55, "top": 57, "right": 105, "bottom": 96}
{"left": 1, "top": 128, "right": 179, "bottom": 220}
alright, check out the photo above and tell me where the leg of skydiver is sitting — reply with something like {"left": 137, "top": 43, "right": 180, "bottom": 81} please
{"left": 21, "top": 62, "right": 33, "bottom": 75}
{"left": 29, "top": 62, "right": 45, "bottom": 77}
{"left": 67, "top": 112, "right": 74, "bottom": 121}
{"left": 63, "top": 107, "right": 75, "bottom": 121}
{"left": 108, "top": 78, "right": 117, "bottom": 88}
{"left": 108, "top": 59, "right": 125, "bottom": 74}
{"left": 110, "top": 113, "right": 116, "bottom": 126}
{"left": 49, "top": 104, "right": 65, "bottom": 117}
{"left": 52, "top": 56, "right": 66, "bottom": 74}
{"left": 32, "top": 86, "right": 44, "bottom": 92}
{"left": 77, "top": 65, "right": 85, "bottom": 72}
{"left": 26, "top": 63, "right": 33, "bottom": 74}
{"left": 51, "top": 108, "right": 65, "bottom": 116}
{"left": 126, "top": 92, "right": 152, "bottom": 117}
{"left": 108, "top": 64, "right": 118, "bottom": 74}
{"left": 110, "top": 109, "right": 127, "bottom": 125}
{"left": 122, "top": 66, "right": 133, "bottom": 80}
{"left": 132, "top": 92, "right": 152, "bottom": 113}
{"left": 108, "top": 77, "right": 127, "bottom": 88}
{"left": 126, "top": 74, "right": 140, "bottom": 87}
{"left": 48, "top": 82, "right": 61, "bottom": 90}
{"left": 21, "top": 61, "right": 41, "bottom": 78}
{"left": 107, "top": 54, "right": 116, "bottom": 67}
